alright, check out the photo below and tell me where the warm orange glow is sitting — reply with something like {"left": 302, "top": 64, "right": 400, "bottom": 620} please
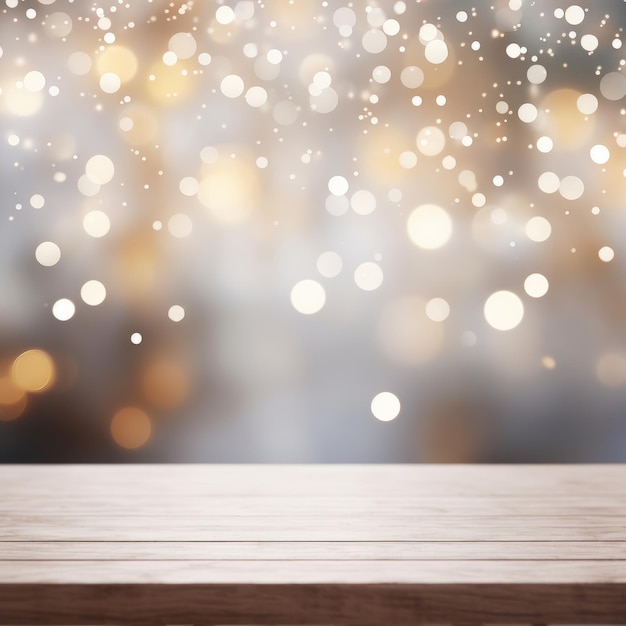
{"left": 0, "top": 377, "right": 28, "bottom": 421}
{"left": 11, "top": 350, "right": 55, "bottom": 393}
{"left": 146, "top": 61, "right": 195, "bottom": 104}
{"left": 0, "top": 394, "right": 27, "bottom": 422}
{"left": 96, "top": 45, "right": 138, "bottom": 83}
{"left": 198, "top": 156, "right": 261, "bottom": 223}
{"left": 540, "top": 88, "right": 594, "bottom": 148}
{"left": 0, "top": 376, "right": 26, "bottom": 405}
{"left": 141, "top": 358, "right": 190, "bottom": 410}
{"left": 110, "top": 407, "right": 151, "bottom": 449}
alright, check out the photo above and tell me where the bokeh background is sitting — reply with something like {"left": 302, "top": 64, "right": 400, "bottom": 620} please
{"left": 1, "top": 0, "right": 626, "bottom": 462}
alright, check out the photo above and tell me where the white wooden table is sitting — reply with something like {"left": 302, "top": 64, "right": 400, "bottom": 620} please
{"left": 0, "top": 464, "right": 625, "bottom": 625}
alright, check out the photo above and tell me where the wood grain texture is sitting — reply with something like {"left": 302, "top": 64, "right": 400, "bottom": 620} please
{"left": 4, "top": 540, "right": 626, "bottom": 560}
{"left": 4, "top": 495, "right": 626, "bottom": 516}
{"left": 0, "top": 583, "right": 625, "bottom": 625}
{"left": 2, "top": 464, "right": 626, "bottom": 496}
{"left": 1, "top": 464, "right": 625, "bottom": 625}
{"left": 3, "top": 514, "right": 626, "bottom": 541}
{"left": 2, "top": 559, "right": 626, "bottom": 584}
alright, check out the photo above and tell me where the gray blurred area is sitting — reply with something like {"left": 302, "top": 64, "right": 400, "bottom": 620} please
{"left": 1, "top": 0, "right": 626, "bottom": 462}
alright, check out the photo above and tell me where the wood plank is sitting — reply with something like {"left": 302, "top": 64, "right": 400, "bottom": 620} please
{"left": 4, "top": 495, "right": 626, "bottom": 516}
{"left": 1, "top": 464, "right": 625, "bottom": 497}
{"left": 1, "top": 582, "right": 625, "bottom": 626}
{"left": 1, "top": 559, "right": 626, "bottom": 584}
{"left": 2, "top": 540, "right": 626, "bottom": 560}
{"left": 2, "top": 515, "right": 626, "bottom": 541}
{"left": 1, "top": 465, "right": 626, "bottom": 625}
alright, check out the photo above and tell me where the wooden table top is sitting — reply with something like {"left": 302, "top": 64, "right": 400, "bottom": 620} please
{"left": 1, "top": 464, "right": 626, "bottom": 625}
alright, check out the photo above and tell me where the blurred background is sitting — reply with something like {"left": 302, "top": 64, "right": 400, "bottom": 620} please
{"left": 1, "top": 0, "right": 626, "bottom": 462}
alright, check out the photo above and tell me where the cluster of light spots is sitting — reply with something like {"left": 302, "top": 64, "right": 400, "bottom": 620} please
{"left": 354, "top": 262, "right": 383, "bottom": 291}
{"left": 11, "top": 349, "right": 55, "bottom": 393}
{"left": 110, "top": 407, "right": 151, "bottom": 449}
{"left": 79, "top": 155, "right": 115, "bottom": 197}
{"left": 526, "top": 216, "right": 552, "bottom": 242}
{"left": 52, "top": 298, "right": 76, "bottom": 321}
{"left": 598, "top": 246, "right": 615, "bottom": 262}
{"left": 371, "top": 391, "right": 401, "bottom": 422}
{"left": 168, "top": 305, "right": 185, "bottom": 322}
{"left": 484, "top": 291, "right": 524, "bottom": 331}
{"left": 80, "top": 280, "right": 106, "bottom": 306}
{"left": 420, "top": 23, "right": 449, "bottom": 65}
{"left": 407, "top": 204, "right": 452, "bottom": 250}
{"left": 3, "top": 0, "right": 626, "bottom": 444}
{"left": 333, "top": 7, "right": 356, "bottom": 38}
{"left": 309, "top": 70, "right": 338, "bottom": 113}
{"left": 425, "top": 298, "right": 450, "bottom": 322}
{"left": 317, "top": 251, "right": 343, "bottom": 278}
{"left": 291, "top": 280, "right": 326, "bottom": 315}
{"left": 524, "top": 273, "right": 549, "bottom": 298}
